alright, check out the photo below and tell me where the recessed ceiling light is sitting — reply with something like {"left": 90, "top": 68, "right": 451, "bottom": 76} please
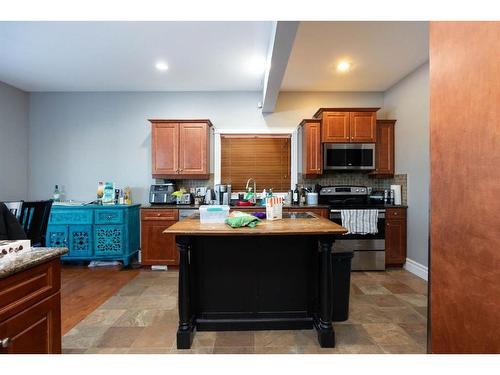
{"left": 244, "top": 56, "right": 269, "bottom": 75}
{"left": 337, "top": 61, "right": 351, "bottom": 72}
{"left": 155, "top": 61, "right": 169, "bottom": 72}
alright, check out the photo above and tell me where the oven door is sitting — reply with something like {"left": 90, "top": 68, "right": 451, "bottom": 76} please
{"left": 330, "top": 209, "right": 385, "bottom": 271}
{"left": 323, "top": 143, "right": 375, "bottom": 170}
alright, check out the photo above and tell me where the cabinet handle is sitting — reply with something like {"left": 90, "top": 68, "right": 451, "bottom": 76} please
{"left": 157, "top": 213, "right": 161, "bottom": 217}
{"left": 1, "top": 337, "right": 10, "bottom": 348}
{"left": 179, "top": 169, "right": 183, "bottom": 172}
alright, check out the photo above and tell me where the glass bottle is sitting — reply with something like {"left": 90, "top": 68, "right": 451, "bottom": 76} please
{"left": 53, "top": 185, "right": 61, "bottom": 202}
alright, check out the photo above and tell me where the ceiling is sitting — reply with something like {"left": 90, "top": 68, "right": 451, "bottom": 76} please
{"left": 281, "top": 21, "right": 429, "bottom": 92}
{"left": 0, "top": 21, "right": 429, "bottom": 93}
{"left": 0, "top": 21, "right": 273, "bottom": 91}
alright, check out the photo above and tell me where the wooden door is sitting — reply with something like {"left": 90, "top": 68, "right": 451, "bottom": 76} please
{"left": 385, "top": 208, "right": 407, "bottom": 266}
{"left": 350, "top": 111, "right": 376, "bottom": 142}
{"left": 0, "top": 293, "right": 61, "bottom": 354}
{"left": 178, "top": 122, "right": 209, "bottom": 177}
{"left": 141, "top": 209, "right": 179, "bottom": 265}
{"left": 302, "top": 120, "right": 322, "bottom": 176}
{"left": 430, "top": 22, "right": 500, "bottom": 353}
{"left": 322, "top": 112, "right": 350, "bottom": 142}
{"left": 372, "top": 120, "right": 395, "bottom": 177}
{"left": 151, "top": 122, "right": 179, "bottom": 177}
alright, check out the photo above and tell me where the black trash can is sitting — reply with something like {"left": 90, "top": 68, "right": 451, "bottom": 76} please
{"left": 332, "top": 250, "right": 354, "bottom": 322}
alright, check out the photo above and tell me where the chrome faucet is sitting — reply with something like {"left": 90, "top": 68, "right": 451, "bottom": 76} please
{"left": 245, "top": 178, "right": 257, "bottom": 204}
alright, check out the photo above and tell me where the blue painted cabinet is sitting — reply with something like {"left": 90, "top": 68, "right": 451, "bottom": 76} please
{"left": 46, "top": 204, "right": 140, "bottom": 266}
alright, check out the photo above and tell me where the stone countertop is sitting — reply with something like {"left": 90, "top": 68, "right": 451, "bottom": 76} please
{"left": 0, "top": 247, "right": 68, "bottom": 279}
{"left": 164, "top": 213, "right": 347, "bottom": 236}
{"left": 141, "top": 203, "right": 406, "bottom": 210}
{"left": 141, "top": 204, "right": 331, "bottom": 209}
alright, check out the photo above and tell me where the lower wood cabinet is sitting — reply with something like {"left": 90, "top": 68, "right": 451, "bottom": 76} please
{"left": 385, "top": 208, "right": 407, "bottom": 266}
{"left": 140, "top": 209, "right": 179, "bottom": 265}
{"left": 0, "top": 258, "right": 62, "bottom": 354}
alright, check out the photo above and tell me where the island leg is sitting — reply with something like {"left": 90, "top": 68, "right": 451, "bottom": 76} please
{"left": 176, "top": 236, "right": 195, "bottom": 349}
{"left": 314, "top": 236, "right": 335, "bottom": 348}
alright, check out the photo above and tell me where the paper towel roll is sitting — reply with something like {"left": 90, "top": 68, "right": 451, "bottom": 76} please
{"left": 390, "top": 185, "right": 402, "bottom": 205}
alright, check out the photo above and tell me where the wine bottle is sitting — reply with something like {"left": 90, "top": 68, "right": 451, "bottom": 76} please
{"left": 293, "top": 184, "right": 299, "bottom": 205}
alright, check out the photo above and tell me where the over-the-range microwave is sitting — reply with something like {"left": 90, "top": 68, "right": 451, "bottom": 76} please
{"left": 323, "top": 143, "right": 376, "bottom": 171}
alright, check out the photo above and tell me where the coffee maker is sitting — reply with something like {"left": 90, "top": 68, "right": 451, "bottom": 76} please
{"left": 214, "top": 184, "right": 231, "bottom": 205}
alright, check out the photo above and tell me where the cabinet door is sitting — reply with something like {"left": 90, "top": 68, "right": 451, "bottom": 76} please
{"left": 302, "top": 121, "right": 322, "bottom": 176}
{"left": 141, "top": 220, "right": 179, "bottom": 265}
{"left": 94, "top": 225, "right": 125, "bottom": 256}
{"left": 46, "top": 225, "right": 68, "bottom": 250}
{"left": 178, "top": 122, "right": 209, "bottom": 176}
{"left": 0, "top": 293, "right": 61, "bottom": 354}
{"left": 152, "top": 122, "right": 179, "bottom": 176}
{"left": 373, "top": 120, "right": 395, "bottom": 176}
{"left": 68, "top": 225, "right": 93, "bottom": 257}
{"left": 322, "top": 112, "right": 350, "bottom": 143}
{"left": 385, "top": 216, "right": 407, "bottom": 266}
{"left": 350, "top": 111, "right": 376, "bottom": 143}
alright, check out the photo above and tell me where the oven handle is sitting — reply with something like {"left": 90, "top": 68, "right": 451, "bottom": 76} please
{"left": 330, "top": 209, "right": 385, "bottom": 218}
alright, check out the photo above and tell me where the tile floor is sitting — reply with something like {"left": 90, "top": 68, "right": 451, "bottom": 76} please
{"left": 62, "top": 268, "right": 427, "bottom": 354}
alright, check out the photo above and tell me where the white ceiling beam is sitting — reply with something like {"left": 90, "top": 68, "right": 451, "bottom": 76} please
{"left": 261, "top": 21, "right": 299, "bottom": 113}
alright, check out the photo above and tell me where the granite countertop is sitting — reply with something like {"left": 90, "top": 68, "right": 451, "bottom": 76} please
{"left": 141, "top": 203, "right": 406, "bottom": 209}
{"left": 141, "top": 204, "right": 331, "bottom": 209}
{"left": 0, "top": 247, "right": 68, "bottom": 279}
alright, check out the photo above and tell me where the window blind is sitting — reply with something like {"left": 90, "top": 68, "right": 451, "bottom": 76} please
{"left": 220, "top": 134, "right": 291, "bottom": 192}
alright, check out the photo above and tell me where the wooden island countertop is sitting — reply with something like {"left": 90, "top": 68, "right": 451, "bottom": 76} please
{"left": 163, "top": 212, "right": 347, "bottom": 236}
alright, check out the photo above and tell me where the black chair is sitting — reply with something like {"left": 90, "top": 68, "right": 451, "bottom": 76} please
{"left": 18, "top": 200, "right": 53, "bottom": 247}
{"left": 3, "top": 201, "right": 23, "bottom": 219}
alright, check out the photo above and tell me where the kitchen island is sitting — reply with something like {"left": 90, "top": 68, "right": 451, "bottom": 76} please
{"left": 0, "top": 247, "right": 68, "bottom": 353}
{"left": 164, "top": 212, "right": 347, "bottom": 349}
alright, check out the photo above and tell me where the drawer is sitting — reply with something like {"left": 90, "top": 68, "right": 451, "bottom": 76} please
{"left": 49, "top": 209, "right": 93, "bottom": 225}
{"left": 284, "top": 207, "right": 328, "bottom": 217}
{"left": 141, "top": 209, "right": 179, "bottom": 221}
{"left": 94, "top": 209, "right": 124, "bottom": 224}
{"left": 386, "top": 208, "right": 407, "bottom": 219}
{"left": 0, "top": 258, "right": 60, "bottom": 322}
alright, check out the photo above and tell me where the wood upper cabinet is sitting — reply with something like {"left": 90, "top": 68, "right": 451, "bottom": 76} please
{"left": 385, "top": 208, "right": 407, "bottom": 266}
{"left": 322, "top": 112, "right": 350, "bottom": 142}
{"left": 151, "top": 122, "right": 179, "bottom": 175}
{"left": 178, "top": 123, "right": 209, "bottom": 175}
{"left": 149, "top": 119, "right": 212, "bottom": 179}
{"left": 314, "top": 108, "right": 379, "bottom": 143}
{"left": 350, "top": 111, "right": 377, "bottom": 142}
{"left": 140, "top": 209, "right": 179, "bottom": 265}
{"left": 300, "top": 119, "right": 322, "bottom": 176}
{"left": 371, "top": 120, "right": 396, "bottom": 177}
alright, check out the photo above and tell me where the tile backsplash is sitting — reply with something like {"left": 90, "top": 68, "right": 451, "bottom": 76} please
{"left": 157, "top": 173, "right": 407, "bottom": 205}
{"left": 298, "top": 173, "right": 407, "bottom": 205}
{"left": 156, "top": 175, "right": 214, "bottom": 190}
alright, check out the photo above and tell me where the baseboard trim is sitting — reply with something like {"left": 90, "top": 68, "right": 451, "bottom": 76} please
{"left": 404, "top": 258, "right": 428, "bottom": 281}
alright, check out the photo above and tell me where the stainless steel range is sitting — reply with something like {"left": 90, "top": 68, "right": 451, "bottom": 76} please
{"left": 319, "top": 185, "right": 386, "bottom": 271}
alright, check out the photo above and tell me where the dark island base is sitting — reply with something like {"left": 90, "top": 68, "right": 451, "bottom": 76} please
{"left": 175, "top": 235, "right": 336, "bottom": 349}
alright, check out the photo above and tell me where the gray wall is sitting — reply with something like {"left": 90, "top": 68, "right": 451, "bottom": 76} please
{"left": 0, "top": 81, "right": 29, "bottom": 201}
{"left": 380, "top": 62, "right": 430, "bottom": 267}
{"left": 29, "top": 91, "right": 383, "bottom": 203}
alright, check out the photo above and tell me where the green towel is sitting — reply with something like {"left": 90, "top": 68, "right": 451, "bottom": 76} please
{"left": 225, "top": 215, "right": 261, "bottom": 228}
